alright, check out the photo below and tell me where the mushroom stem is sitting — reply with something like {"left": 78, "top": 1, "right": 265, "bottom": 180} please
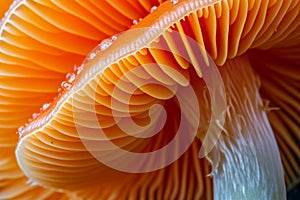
{"left": 208, "top": 55, "right": 286, "bottom": 199}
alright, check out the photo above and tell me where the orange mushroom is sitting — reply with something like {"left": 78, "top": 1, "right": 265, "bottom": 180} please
{"left": 0, "top": 0, "right": 173, "bottom": 199}
{"left": 0, "top": 0, "right": 299, "bottom": 199}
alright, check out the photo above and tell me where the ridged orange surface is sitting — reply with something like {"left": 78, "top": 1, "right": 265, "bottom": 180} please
{"left": 0, "top": 0, "right": 299, "bottom": 199}
{"left": 0, "top": 0, "right": 170, "bottom": 199}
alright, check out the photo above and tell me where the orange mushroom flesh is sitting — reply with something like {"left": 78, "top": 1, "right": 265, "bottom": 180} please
{"left": 0, "top": 0, "right": 298, "bottom": 199}
{"left": 0, "top": 0, "right": 14, "bottom": 19}
{"left": 0, "top": 0, "right": 162, "bottom": 146}
{"left": 0, "top": 0, "right": 168, "bottom": 199}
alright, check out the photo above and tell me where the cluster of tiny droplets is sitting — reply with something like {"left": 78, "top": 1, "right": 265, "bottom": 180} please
{"left": 60, "top": 72, "right": 76, "bottom": 92}
{"left": 60, "top": 35, "right": 118, "bottom": 93}
{"left": 130, "top": 5, "right": 159, "bottom": 28}
{"left": 16, "top": 0, "right": 184, "bottom": 145}
{"left": 17, "top": 35, "right": 118, "bottom": 137}
{"left": 99, "top": 35, "right": 117, "bottom": 51}
{"left": 17, "top": 126, "right": 25, "bottom": 137}
{"left": 17, "top": 71, "right": 73, "bottom": 137}
{"left": 19, "top": 67, "right": 80, "bottom": 136}
{"left": 132, "top": 18, "right": 143, "bottom": 26}
{"left": 31, "top": 113, "right": 39, "bottom": 120}
{"left": 17, "top": 102, "right": 51, "bottom": 137}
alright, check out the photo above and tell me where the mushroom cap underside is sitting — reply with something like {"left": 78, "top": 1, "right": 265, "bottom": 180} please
{"left": 0, "top": 0, "right": 299, "bottom": 198}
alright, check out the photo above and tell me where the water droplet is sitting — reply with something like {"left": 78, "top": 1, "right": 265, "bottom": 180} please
{"left": 89, "top": 52, "right": 97, "bottom": 60}
{"left": 41, "top": 103, "right": 51, "bottom": 111}
{"left": 133, "top": 19, "right": 138, "bottom": 25}
{"left": 139, "top": 18, "right": 143, "bottom": 22}
{"left": 111, "top": 35, "right": 117, "bottom": 41}
{"left": 32, "top": 113, "right": 39, "bottom": 119}
{"left": 171, "top": 0, "right": 179, "bottom": 4}
{"left": 75, "top": 65, "right": 84, "bottom": 75}
{"left": 61, "top": 81, "right": 72, "bottom": 91}
{"left": 66, "top": 73, "right": 76, "bottom": 83}
{"left": 99, "top": 39, "right": 112, "bottom": 51}
{"left": 57, "top": 87, "right": 62, "bottom": 93}
{"left": 18, "top": 126, "right": 24, "bottom": 136}
{"left": 150, "top": 6, "right": 157, "bottom": 12}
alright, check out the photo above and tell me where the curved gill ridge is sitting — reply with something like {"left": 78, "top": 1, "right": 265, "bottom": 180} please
{"left": 0, "top": 0, "right": 167, "bottom": 199}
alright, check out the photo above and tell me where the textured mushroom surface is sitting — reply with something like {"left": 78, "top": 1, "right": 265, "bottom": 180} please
{"left": 0, "top": 0, "right": 170, "bottom": 199}
{"left": 0, "top": 0, "right": 299, "bottom": 199}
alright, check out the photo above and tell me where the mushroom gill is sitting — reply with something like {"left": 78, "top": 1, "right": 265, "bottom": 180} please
{"left": 0, "top": 0, "right": 168, "bottom": 199}
{"left": 0, "top": 0, "right": 299, "bottom": 199}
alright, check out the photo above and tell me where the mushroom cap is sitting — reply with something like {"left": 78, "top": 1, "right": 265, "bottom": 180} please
{"left": 0, "top": 0, "right": 160, "bottom": 147}
{"left": 0, "top": 0, "right": 299, "bottom": 198}
{"left": 0, "top": 0, "right": 173, "bottom": 198}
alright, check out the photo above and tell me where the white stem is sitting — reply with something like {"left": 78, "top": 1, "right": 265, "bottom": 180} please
{"left": 209, "top": 56, "right": 286, "bottom": 199}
